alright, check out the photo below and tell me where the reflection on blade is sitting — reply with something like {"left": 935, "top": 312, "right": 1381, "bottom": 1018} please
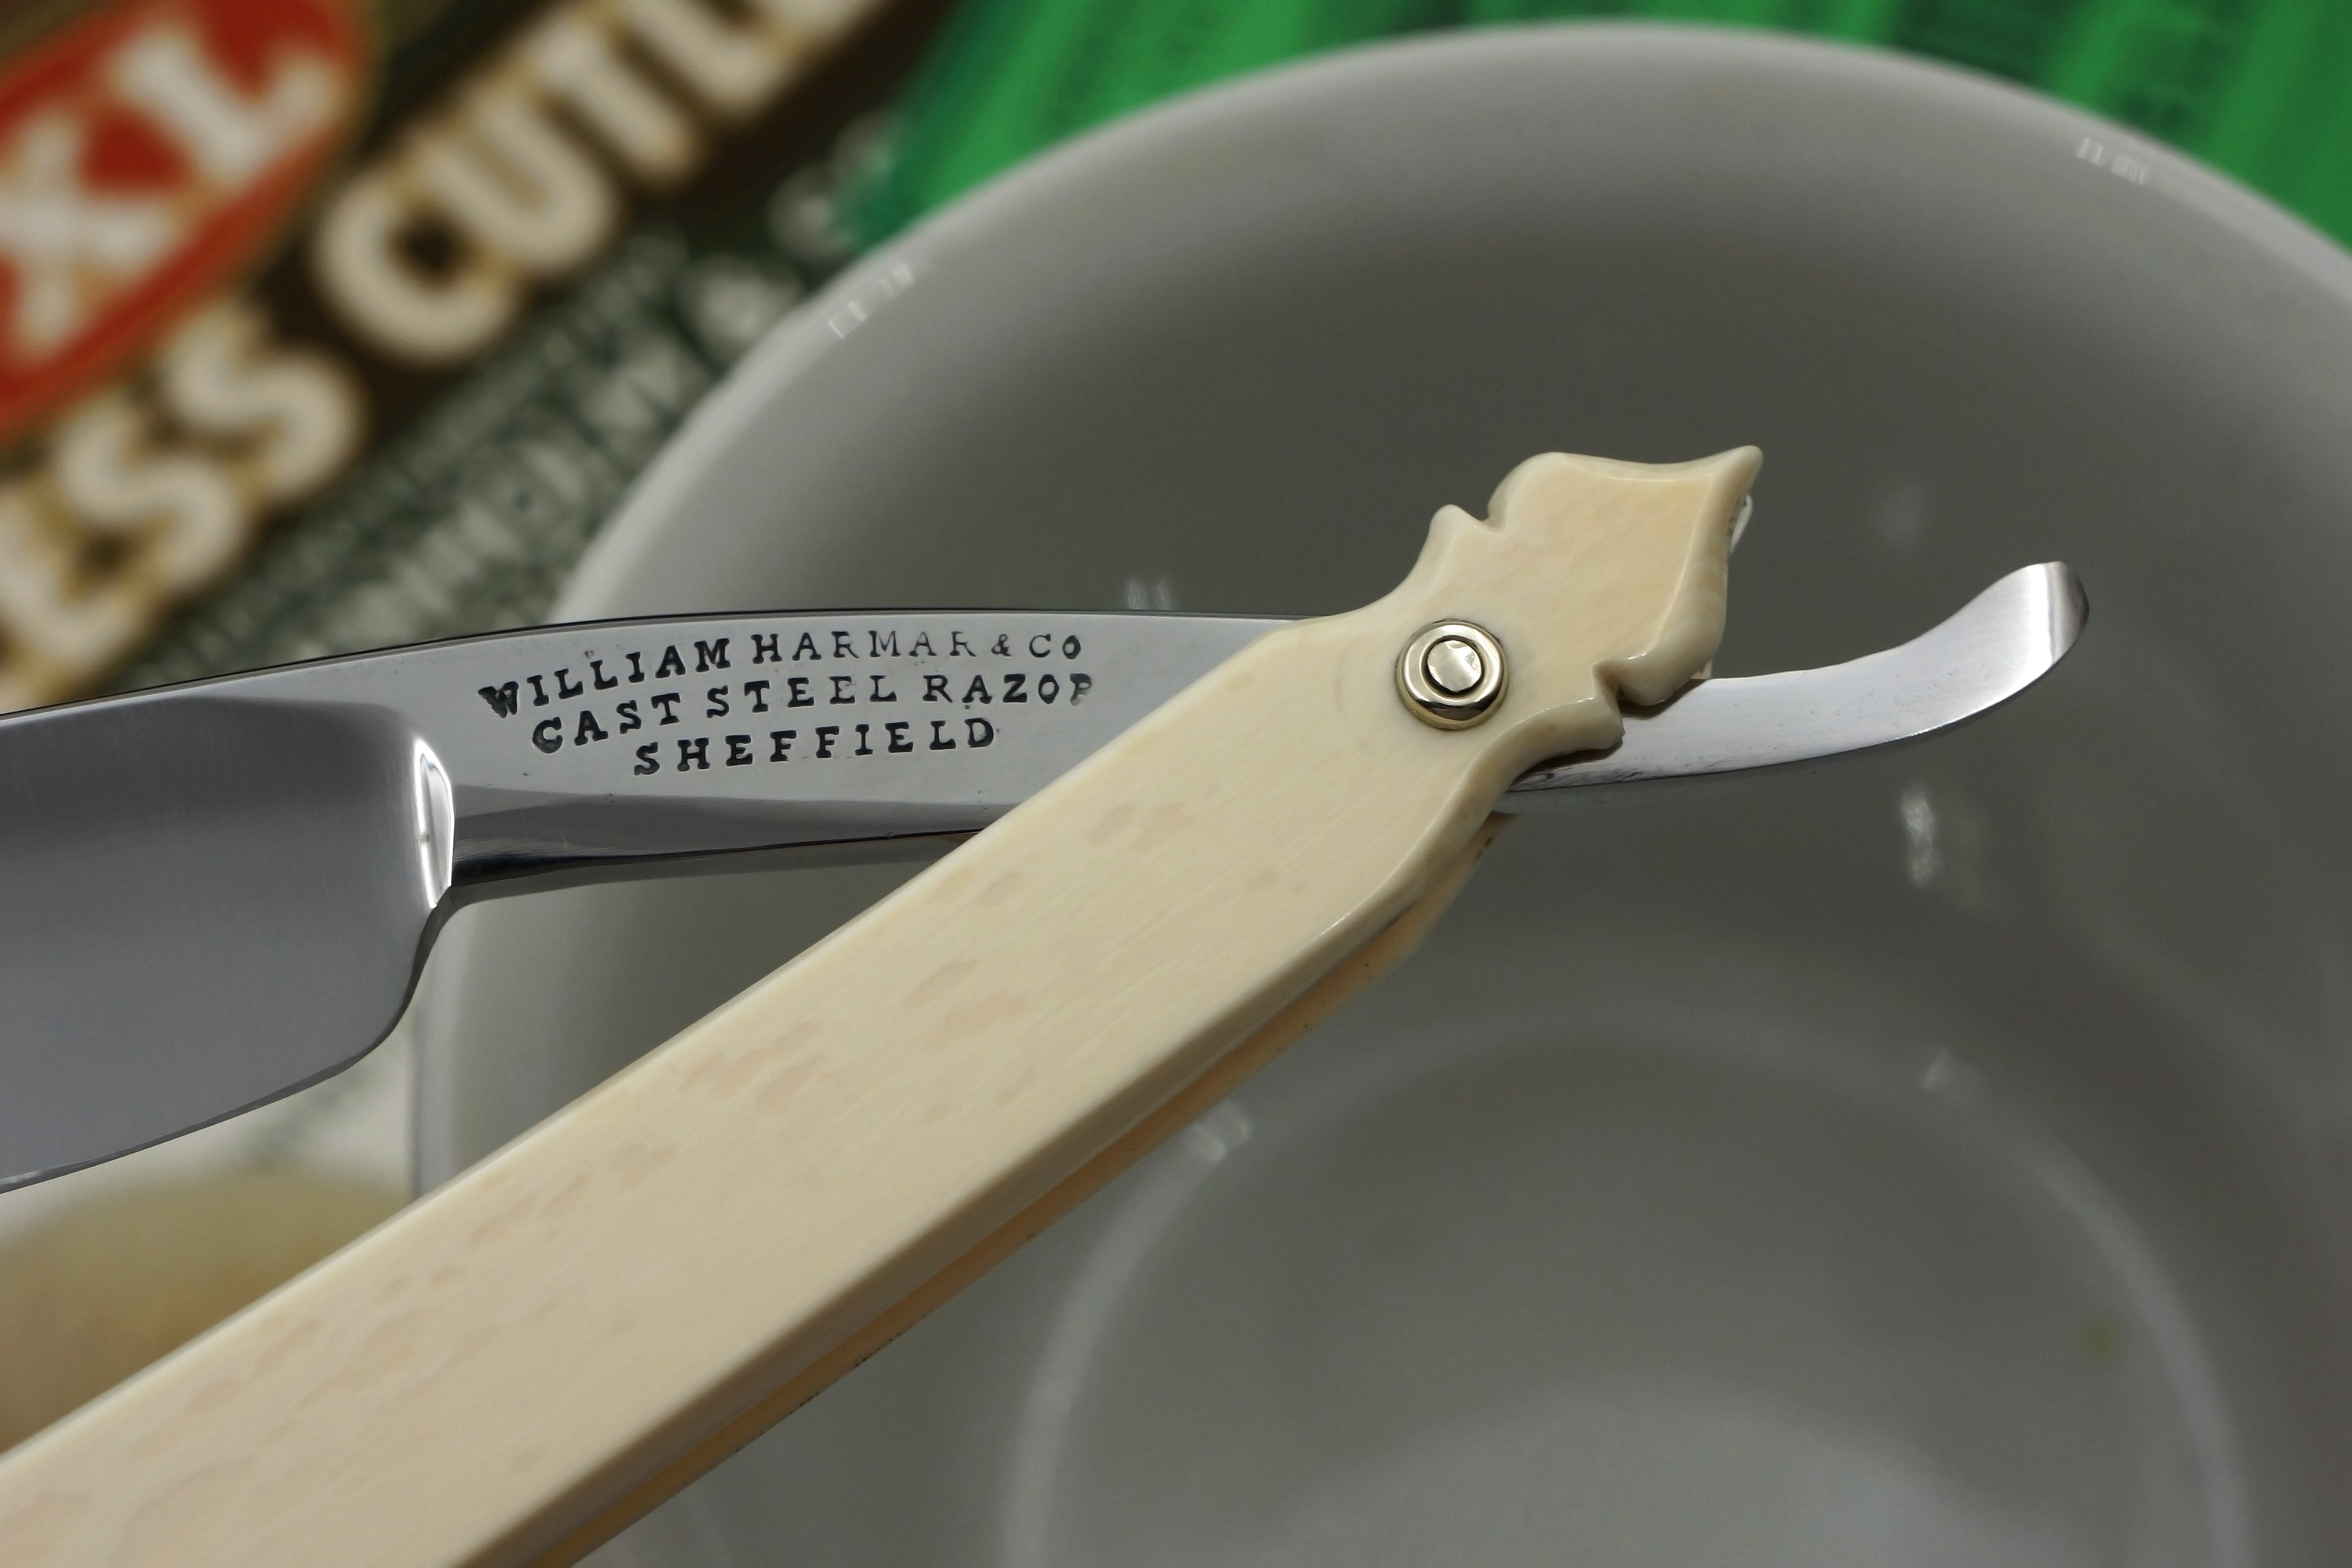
{"left": 1502, "top": 563, "right": 2086, "bottom": 801}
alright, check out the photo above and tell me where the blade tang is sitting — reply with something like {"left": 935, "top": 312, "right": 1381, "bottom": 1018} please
{"left": 1500, "top": 562, "right": 2085, "bottom": 799}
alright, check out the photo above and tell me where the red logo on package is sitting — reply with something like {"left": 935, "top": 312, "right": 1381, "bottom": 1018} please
{"left": 0, "top": 0, "right": 362, "bottom": 442}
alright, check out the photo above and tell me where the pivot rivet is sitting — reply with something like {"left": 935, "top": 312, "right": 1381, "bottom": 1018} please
{"left": 1397, "top": 620, "right": 1507, "bottom": 729}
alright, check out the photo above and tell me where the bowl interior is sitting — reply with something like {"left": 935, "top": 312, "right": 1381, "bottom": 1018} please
{"left": 416, "top": 27, "right": 2352, "bottom": 1566}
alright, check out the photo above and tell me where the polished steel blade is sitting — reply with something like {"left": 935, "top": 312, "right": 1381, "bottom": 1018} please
{"left": 0, "top": 610, "right": 1281, "bottom": 1189}
{"left": 0, "top": 568, "right": 2081, "bottom": 1188}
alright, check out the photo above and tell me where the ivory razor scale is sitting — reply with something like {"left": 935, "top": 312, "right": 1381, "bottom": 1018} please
{"left": 0, "top": 451, "right": 2082, "bottom": 1566}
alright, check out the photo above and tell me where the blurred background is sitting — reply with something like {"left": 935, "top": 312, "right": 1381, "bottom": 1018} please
{"left": 0, "top": 0, "right": 2342, "bottom": 1458}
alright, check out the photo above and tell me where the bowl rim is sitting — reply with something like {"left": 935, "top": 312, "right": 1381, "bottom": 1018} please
{"left": 557, "top": 19, "right": 2352, "bottom": 621}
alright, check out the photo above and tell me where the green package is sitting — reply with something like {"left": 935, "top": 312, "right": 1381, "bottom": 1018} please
{"left": 850, "top": 1, "right": 2352, "bottom": 250}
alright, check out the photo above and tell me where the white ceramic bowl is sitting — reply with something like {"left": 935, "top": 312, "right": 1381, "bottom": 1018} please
{"left": 416, "top": 25, "right": 2352, "bottom": 1566}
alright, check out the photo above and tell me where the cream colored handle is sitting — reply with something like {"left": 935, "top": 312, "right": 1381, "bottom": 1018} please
{"left": 0, "top": 449, "right": 1756, "bottom": 1568}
